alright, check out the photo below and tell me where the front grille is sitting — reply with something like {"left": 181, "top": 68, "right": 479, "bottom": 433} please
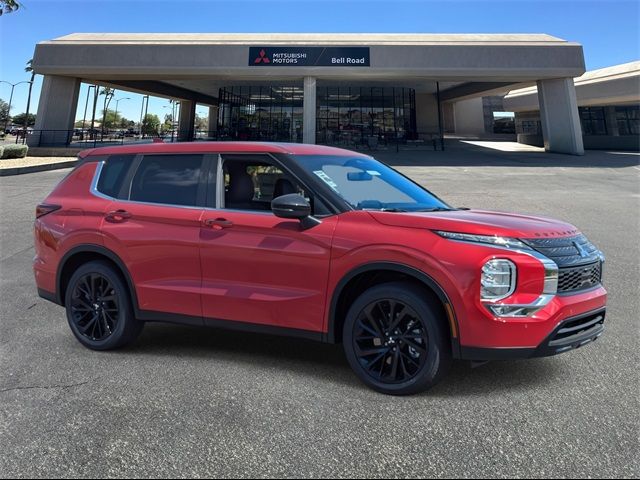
{"left": 523, "top": 234, "right": 604, "bottom": 294}
{"left": 522, "top": 234, "right": 601, "bottom": 267}
{"left": 558, "top": 262, "right": 602, "bottom": 293}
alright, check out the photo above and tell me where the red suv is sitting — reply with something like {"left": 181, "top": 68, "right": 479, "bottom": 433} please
{"left": 34, "top": 142, "right": 606, "bottom": 395}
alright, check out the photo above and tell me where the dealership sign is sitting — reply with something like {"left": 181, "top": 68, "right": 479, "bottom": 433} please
{"left": 249, "top": 47, "right": 370, "bottom": 67}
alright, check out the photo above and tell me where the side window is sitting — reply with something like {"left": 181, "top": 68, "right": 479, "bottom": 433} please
{"left": 129, "top": 154, "right": 204, "bottom": 207}
{"left": 96, "top": 154, "right": 135, "bottom": 199}
{"left": 221, "top": 154, "right": 331, "bottom": 215}
{"left": 222, "top": 156, "right": 307, "bottom": 211}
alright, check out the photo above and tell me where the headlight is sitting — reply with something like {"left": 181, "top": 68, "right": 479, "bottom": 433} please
{"left": 481, "top": 259, "right": 516, "bottom": 301}
{"left": 434, "top": 231, "right": 530, "bottom": 250}
{"left": 485, "top": 257, "right": 558, "bottom": 317}
{"left": 540, "top": 257, "right": 559, "bottom": 295}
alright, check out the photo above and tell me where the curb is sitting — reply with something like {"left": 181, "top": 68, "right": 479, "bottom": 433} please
{"left": 0, "top": 160, "right": 77, "bottom": 176}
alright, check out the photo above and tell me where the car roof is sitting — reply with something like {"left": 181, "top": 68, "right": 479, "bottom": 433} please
{"left": 79, "top": 141, "right": 372, "bottom": 159}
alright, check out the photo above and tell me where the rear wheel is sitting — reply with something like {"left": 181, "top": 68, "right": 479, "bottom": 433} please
{"left": 65, "top": 260, "right": 143, "bottom": 350}
{"left": 343, "top": 282, "right": 451, "bottom": 395}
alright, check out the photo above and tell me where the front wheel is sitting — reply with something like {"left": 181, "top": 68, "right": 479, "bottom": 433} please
{"left": 65, "top": 260, "right": 143, "bottom": 350}
{"left": 343, "top": 282, "right": 451, "bottom": 395}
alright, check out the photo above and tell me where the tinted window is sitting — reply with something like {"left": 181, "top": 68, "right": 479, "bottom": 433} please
{"left": 96, "top": 154, "right": 135, "bottom": 198}
{"left": 130, "top": 155, "right": 203, "bottom": 207}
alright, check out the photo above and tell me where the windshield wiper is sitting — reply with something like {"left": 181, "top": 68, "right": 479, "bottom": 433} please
{"left": 415, "top": 207, "right": 455, "bottom": 212}
{"left": 379, "top": 208, "right": 408, "bottom": 212}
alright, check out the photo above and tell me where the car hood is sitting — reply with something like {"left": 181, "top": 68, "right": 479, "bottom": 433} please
{"left": 368, "top": 209, "right": 580, "bottom": 239}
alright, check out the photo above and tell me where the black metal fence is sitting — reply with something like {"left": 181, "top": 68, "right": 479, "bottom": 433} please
{"left": 10, "top": 129, "right": 444, "bottom": 151}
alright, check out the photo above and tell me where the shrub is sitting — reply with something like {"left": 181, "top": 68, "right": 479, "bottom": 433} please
{"left": 1, "top": 144, "right": 28, "bottom": 159}
{"left": 0, "top": 146, "right": 3, "bottom": 159}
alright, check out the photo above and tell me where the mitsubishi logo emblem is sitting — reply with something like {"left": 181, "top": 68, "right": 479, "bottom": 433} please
{"left": 574, "top": 241, "right": 589, "bottom": 258}
{"left": 254, "top": 49, "right": 270, "bottom": 64}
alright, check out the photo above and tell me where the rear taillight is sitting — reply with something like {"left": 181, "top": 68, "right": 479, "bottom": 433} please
{"left": 36, "top": 203, "right": 61, "bottom": 218}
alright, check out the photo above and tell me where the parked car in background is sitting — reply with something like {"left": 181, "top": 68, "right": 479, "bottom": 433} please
{"left": 33, "top": 142, "right": 607, "bottom": 395}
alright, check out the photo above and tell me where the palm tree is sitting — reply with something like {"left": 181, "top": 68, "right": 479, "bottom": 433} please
{"left": 0, "top": 1, "right": 21, "bottom": 16}
{"left": 23, "top": 59, "right": 35, "bottom": 136}
{"left": 99, "top": 87, "right": 115, "bottom": 135}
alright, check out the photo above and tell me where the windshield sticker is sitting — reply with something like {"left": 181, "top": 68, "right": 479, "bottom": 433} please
{"left": 366, "top": 170, "right": 381, "bottom": 176}
{"left": 313, "top": 170, "right": 340, "bottom": 192}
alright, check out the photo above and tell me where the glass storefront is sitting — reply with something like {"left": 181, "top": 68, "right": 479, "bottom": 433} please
{"left": 216, "top": 85, "right": 416, "bottom": 145}
{"left": 217, "top": 86, "right": 304, "bottom": 142}
{"left": 316, "top": 86, "right": 416, "bottom": 147}
{"left": 615, "top": 105, "right": 639, "bottom": 136}
{"left": 579, "top": 106, "right": 607, "bottom": 135}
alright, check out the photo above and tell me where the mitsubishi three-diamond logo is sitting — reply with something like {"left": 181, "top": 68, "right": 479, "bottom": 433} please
{"left": 574, "top": 241, "right": 589, "bottom": 258}
{"left": 254, "top": 49, "right": 270, "bottom": 64}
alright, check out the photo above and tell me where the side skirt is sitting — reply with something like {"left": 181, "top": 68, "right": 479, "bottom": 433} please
{"left": 137, "top": 310, "right": 325, "bottom": 343}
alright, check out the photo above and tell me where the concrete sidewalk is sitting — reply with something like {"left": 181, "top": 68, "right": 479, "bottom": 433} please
{"left": 0, "top": 156, "right": 77, "bottom": 176}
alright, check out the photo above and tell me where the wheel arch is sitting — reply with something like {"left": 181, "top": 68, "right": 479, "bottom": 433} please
{"left": 326, "top": 262, "right": 461, "bottom": 357}
{"left": 56, "top": 244, "right": 139, "bottom": 313}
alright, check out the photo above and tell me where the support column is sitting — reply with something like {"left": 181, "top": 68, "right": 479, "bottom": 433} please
{"left": 537, "top": 78, "right": 584, "bottom": 155}
{"left": 208, "top": 105, "right": 218, "bottom": 138}
{"left": 178, "top": 100, "right": 196, "bottom": 142}
{"left": 29, "top": 75, "right": 81, "bottom": 147}
{"left": 303, "top": 77, "right": 316, "bottom": 144}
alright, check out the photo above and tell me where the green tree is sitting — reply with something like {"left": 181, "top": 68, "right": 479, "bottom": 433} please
{"left": 99, "top": 87, "right": 115, "bottom": 133}
{"left": 0, "top": 0, "right": 20, "bottom": 15}
{"left": 0, "top": 98, "right": 9, "bottom": 126}
{"left": 195, "top": 113, "right": 208, "bottom": 131}
{"left": 142, "top": 113, "right": 160, "bottom": 135}
{"left": 163, "top": 113, "right": 173, "bottom": 132}
{"left": 100, "top": 109, "right": 123, "bottom": 130}
{"left": 10, "top": 112, "right": 36, "bottom": 127}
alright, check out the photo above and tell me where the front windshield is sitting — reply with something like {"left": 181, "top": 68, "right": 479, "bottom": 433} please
{"left": 295, "top": 155, "right": 451, "bottom": 212}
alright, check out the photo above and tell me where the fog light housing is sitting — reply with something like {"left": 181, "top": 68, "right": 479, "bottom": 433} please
{"left": 481, "top": 259, "right": 516, "bottom": 301}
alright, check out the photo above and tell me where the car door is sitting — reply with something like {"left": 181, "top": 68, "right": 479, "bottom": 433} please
{"left": 100, "top": 153, "right": 210, "bottom": 322}
{"left": 199, "top": 153, "right": 337, "bottom": 334}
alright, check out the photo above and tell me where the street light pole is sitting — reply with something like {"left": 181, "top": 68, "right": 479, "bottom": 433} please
{"left": 0, "top": 80, "right": 32, "bottom": 133}
{"left": 139, "top": 95, "right": 149, "bottom": 138}
{"left": 82, "top": 85, "right": 95, "bottom": 134}
{"left": 89, "top": 87, "right": 99, "bottom": 143}
{"left": 113, "top": 97, "right": 130, "bottom": 131}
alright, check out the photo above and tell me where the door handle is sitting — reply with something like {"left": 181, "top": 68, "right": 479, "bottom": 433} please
{"left": 105, "top": 209, "right": 132, "bottom": 223}
{"left": 203, "top": 218, "right": 233, "bottom": 229}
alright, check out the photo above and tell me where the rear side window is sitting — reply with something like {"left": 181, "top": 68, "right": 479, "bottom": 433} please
{"left": 96, "top": 154, "right": 135, "bottom": 198}
{"left": 129, "top": 154, "right": 204, "bottom": 207}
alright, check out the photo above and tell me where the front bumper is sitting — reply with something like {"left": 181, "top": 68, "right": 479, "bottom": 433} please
{"left": 459, "top": 307, "right": 606, "bottom": 361}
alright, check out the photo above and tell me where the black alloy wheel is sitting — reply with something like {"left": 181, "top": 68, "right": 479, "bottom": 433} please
{"left": 343, "top": 281, "right": 451, "bottom": 395}
{"left": 353, "top": 299, "right": 428, "bottom": 384}
{"left": 70, "top": 272, "right": 119, "bottom": 341}
{"left": 65, "top": 260, "right": 143, "bottom": 350}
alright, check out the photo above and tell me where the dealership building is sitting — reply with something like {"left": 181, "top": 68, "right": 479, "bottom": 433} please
{"left": 504, "top": 61, "right": 639, "bottom": 151}
{"left": 31, "top": 33, "right": 591, "bottom": 154}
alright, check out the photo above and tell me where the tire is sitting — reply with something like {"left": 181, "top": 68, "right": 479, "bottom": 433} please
{"left": 343, "top": 281, "right": 451, "bottom": 395}
{"left": 64, "top": 260, "right": 143, "bottom": 350}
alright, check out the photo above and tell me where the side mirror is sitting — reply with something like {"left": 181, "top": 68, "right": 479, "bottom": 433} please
{"left": 271, "top": 194, "right": 321, "bottom": 229}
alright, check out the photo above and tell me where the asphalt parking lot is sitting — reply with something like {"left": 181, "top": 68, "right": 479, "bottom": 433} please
{"left": 1, "top": 144, "right": 639, "bottom": 478}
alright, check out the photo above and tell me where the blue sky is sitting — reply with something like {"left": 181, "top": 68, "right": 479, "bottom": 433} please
{"left": 1, "top": 0, "right": 638, "bottom": 123}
